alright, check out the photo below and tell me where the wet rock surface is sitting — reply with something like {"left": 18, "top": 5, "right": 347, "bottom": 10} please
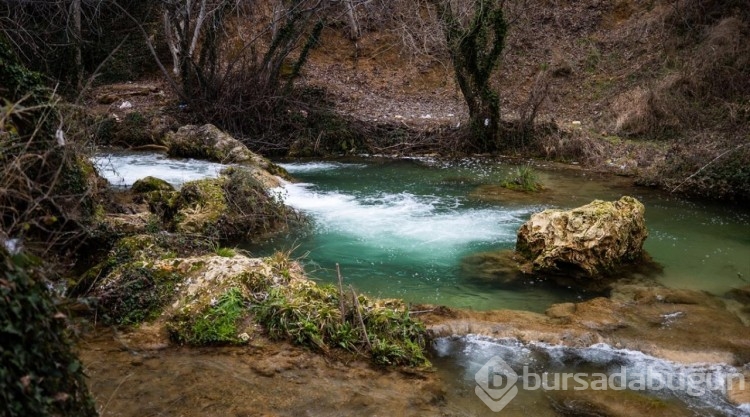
{"left": 516, "top": 196, "right": 649, "bottom": 280}
{"left": 80, "top": 330, "right": 447, "bottom": 417}
{"left": 422, "top": 283, "right": 750, "bottom": 366}
{"left": 165, "top": 123, "right": 255, "bottom": 163}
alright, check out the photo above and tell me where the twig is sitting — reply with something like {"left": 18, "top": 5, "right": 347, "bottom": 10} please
{"left": 336, "top": 263, "right": 346, "bottom": 325}
{"left": 670, "top": 144, "right": 746, "bottom": 193}
{"left": 350, "top": 285, "right": 372, "bottom": 351}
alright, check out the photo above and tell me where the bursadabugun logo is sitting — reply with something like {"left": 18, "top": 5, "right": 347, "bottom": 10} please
{"left": 474, "top": 354, "right": 747, "bottom": 413}
{"left": 474, "top": 356, "right": 519, "bottom": 412}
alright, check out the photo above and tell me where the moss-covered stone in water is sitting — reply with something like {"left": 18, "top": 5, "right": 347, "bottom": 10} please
{"left": 516, "top": 196, "right": 649, "bottom": 284}
{"left": 131, "top": 176, "right": 175, "bottom": 193}
{"left": 166, "top": 124, "right": 253, "bottom": 163}
{"left": 174, "top": 178, "right": 227, "bottom": 236}
{"left": 170, "top": 167, "right": 291, "bottom": 242}
{"left": 145, "top": 189, "right": 181, "bottom": 225}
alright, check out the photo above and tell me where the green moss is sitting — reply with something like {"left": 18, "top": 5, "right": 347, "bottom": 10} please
{"left": 253, "top": 275, "right": 430, "bottom": 368}
{"left": 145, "top": 189, "right": 181, "bottom": 226}
{"left": 132, "top": 176, "right": 175, "bottom": 193}
{"left": 168, "top": 287, "right": 249, "bottom": 345}
{"left": 97, "top": 263, "right": 184, "bottom": 326}
{"left": 171, "top": 168, "right": 292, "bottom": 242}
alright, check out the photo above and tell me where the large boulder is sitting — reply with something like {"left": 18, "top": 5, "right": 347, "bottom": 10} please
{"left": 165, "top": 123, "right": 254, "bottom": 163}
{"left": 164, "top": 123, "right": 289, "bottom": 186}
{"left": 169, "top": 167, "right": 292, "bottom": 241}
{"left": 516, "top": 196, "right": 648, "bottom": 279}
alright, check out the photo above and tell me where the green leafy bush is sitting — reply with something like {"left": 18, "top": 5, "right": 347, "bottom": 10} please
{"left": 0, "top": 249, "right": 97, "bottom": 417}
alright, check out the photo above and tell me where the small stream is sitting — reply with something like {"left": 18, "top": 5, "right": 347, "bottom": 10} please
{"left": 91, "top": 152, "right": 750, "bottom": 416}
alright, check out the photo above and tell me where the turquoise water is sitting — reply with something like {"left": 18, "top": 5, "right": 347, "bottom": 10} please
{"left": 92, "top": 153, "right": 750, "bottom": 415}
{"left": 249, "top": 157, "right": 750, "bottom": 311}
{"left": 93, "top": 152, "right": 750, "bottom": 312}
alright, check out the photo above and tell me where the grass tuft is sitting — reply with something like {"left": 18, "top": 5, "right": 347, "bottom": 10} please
{"left": 501, "top": 165, "right": 543, "bottom": 192}
{"left": 253, "top": 278, "right": 430, "bottom": 367}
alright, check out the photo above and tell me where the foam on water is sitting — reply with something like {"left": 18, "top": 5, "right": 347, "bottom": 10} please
{"left": 275, "top": 181, "right": 527, "bottom": 251}
{"left": 281, "top": 161, "right": 366, "bottom": 174}
{"left": 92, "top": 152, "right": 228, "bottom": 188}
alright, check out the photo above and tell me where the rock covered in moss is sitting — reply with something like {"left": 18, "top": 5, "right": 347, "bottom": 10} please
{"left": 165, "top": 123, "right": 250, "bottom": 162}
{"left": 164, "top": 123, "right": 290, "bottom": 182}
{"left": 86, "top": 245, "right": 430, "bottom": 366}
{"left": 87, "top": 234, "right": 187, "bottom": 325}
{"left": 89, "top": 249, "right": 295, "bottom": 344}
{"left": 171, "top": 167, "right": 291, "bottom": 241}
{"left": 516, "top": 196, "right": 648, "bottom": 279}
{"left": 131, "top": 176, "right": 175, "bottom": 193}
{"left": 164, "top": 254, "right": 289, "bottom": 345}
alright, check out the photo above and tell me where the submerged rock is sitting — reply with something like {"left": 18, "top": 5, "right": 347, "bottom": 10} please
{"left": 549, "top": 388, "right": 692, "bottom": 417}
{"left": 422, "top": 283, "right": 750, "bottom": 366}
{"left": 516, "top": 196, "right": 648, "bottom": 280}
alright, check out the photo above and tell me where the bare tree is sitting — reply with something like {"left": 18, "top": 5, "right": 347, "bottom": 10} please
{"left": 161, "top": 0, "right": 235, "bottom": 96}
{"left": 344, "top": 0, "right": 361, "bottom": 39}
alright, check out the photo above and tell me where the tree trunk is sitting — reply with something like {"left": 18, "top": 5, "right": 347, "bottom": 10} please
{"left": 345, "top": 0, "right": 360, "bottom": 40}
{"left": 72, "top": 0, "right": 83, "bottom": 90}
{"left": 431, "top": 0, "right": 506, "bottom": 152}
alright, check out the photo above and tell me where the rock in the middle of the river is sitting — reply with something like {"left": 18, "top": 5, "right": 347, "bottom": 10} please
{"left": 516, "top": 196, "right": 648, "bottom": 280}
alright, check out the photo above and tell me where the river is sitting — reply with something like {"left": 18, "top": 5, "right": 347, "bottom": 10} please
{"left": 89, "top": 151, "right": 750, "bottom": 416}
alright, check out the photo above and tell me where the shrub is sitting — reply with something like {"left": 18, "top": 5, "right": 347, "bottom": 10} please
{"left": 0, "top": 249, "right": 97, "bottom": 417}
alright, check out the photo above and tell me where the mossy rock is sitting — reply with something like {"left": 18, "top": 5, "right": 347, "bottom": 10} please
{"left": 516, "top": 196, "right": 649, "bottom": 284}
{"left": 174, "top": 177, "right": 227, "bottom": 236}
{"left": 95, "top": 262, "right": 185, "bottom": 326}
{"left": 166, "top": 124, "right": 254, "bottom": 163}
{"left": 72, "top": 233, "right": 213, "bottom": 297}
{"left": 170, "top": 167, "right": 292, "bottom": 242}
{"left": 253, "top": 259, "right": 430, "bottom": 367}
{"left": 163, "top": 255, "right": 281, "bottom": 346}
{"left": 131, "top": 176, "right": 175, "bottom": 193}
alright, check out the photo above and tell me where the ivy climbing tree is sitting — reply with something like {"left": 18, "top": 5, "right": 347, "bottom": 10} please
{"left": 431, "top": 0, "right": 507, "bottom": 152}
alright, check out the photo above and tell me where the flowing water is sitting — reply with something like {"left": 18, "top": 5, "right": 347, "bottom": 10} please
{"left": 92, "top": 150, "right": 228, "bottom": 189}
{"left": 252, "top": 157, "right": 750, "bottom": 312}
{"left": 91, "top": 152, "right": 750, "bottom": 416}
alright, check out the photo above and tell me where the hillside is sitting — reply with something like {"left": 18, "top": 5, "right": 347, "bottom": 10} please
{"left": 4, "top": 0, "right": 746, "bottom": 200}
{"left": 298, "top": 0, "right": 749, "bottom": 199}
